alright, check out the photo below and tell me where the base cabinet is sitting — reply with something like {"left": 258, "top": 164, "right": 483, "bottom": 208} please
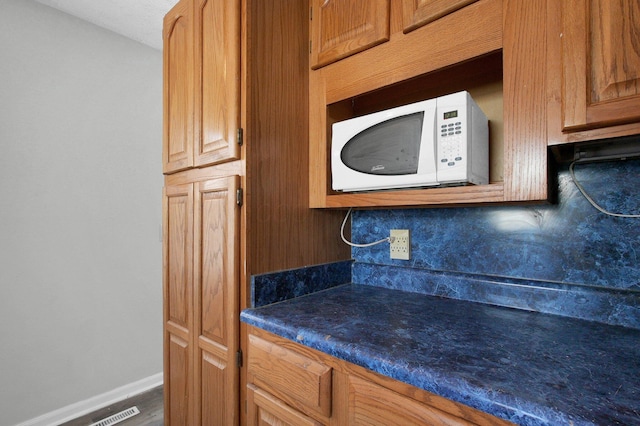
{"left": 246, "top": 327, "right": 513, "bottom": 426}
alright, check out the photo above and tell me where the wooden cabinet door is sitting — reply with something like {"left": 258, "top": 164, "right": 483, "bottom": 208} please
{"left": 193, "top": 0, "right": 241, "bottom": 167}
{"left": 402, "top": 0, "right": 479, "bottom": 33}
{"left": 348, "top": 375, "right": 475, "bottom": 426}
{"left": 193, "top": 175, "right": 241, "bottom": 425}
{"left": 163, "top": 0, "right": 194, "bottom": 174}
{"left": 310, "top": 0, "right": 390, "bottom": 69}
{"left": 247, "top": 385, "right": 324, "bottom": 426}
{"left": 164, "top": 0, "right": 241, "bottom": 174}
{"left": 561, "top": 0, "right": 640, "bottom": 131}
{"left": 163, "top": 176, "right": 240, "bottom": 425}
{"left": 163, "top": 183, "right": 194, "bottom": 425}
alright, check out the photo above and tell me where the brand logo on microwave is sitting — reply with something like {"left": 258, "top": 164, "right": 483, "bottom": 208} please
{"left": 371, "top": 165, "right": 385, "bottom": 172}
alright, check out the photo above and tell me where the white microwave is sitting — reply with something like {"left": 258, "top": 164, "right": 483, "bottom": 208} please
{"left": 331, "top": 91, "right": 488, "bottom": 192}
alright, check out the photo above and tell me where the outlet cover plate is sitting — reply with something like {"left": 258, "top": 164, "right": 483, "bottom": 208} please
{"left": 390, "top": 229, "right": 410, "bottom": 260}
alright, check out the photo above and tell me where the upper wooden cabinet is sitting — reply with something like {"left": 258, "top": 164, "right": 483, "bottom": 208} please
{"left": 561, "top": 0, "right": 640, "bottom": 132}
{"left": 309, "top": 0, "right": 484, "bottom": 69}
{"left": 310, "top": 0, "right": 390, "bottom": 69}
{"left": 402, "top": 0, "right": 479, "bottom": 33}
{"left": 547, "top": 0, "right": 640, "bottom": 146}
{"left": 309, "top": 0, "right": 549, "bottom": 208}
{"left": 163, "top": 0, "right": 240, "bottom": 174}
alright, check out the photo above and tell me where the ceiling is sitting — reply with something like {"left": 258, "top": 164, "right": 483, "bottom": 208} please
{"left": 34, "top": 0, "right": 179, "bottom": 50}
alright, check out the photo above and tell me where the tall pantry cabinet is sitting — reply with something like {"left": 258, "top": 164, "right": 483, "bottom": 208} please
{"left": 163, "top": 0, "right": 241, "bottom": 424}
{"left": 162, "top": 1, "right": 350, "bottom": 425}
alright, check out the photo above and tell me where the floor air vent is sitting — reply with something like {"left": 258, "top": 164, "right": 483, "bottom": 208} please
{"left": 89, "top": 406, "right": 140, "bottom": 426}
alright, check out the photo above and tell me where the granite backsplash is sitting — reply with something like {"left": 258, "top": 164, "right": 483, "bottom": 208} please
{"left": 251, "top": 160, "right": 640, "bottom": 329}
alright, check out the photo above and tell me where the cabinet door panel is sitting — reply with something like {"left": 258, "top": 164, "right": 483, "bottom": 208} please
{"left": 165, "top": 184, "right": 193, "bottom": 329}
{"left": 163, "top": 183, "right": 194, "bottom": 425}
{"left": 163, "top": 2, "right": 194, "bottom": 173}
{"left": 310, "top": 0, "right": 390, "bottom": 69}
{"left": 194, "top": 0, "right": 241, "bottom": 167}
{"left": 198, "top": 184, "right": 230, "bottom": 343}
{"left": 562, "top": 0, "right": 640, "bottom": 131}
{"left": 402, "top": 0, "right": 478, "bottom": 33}
{"left": 193, "top": 175, "right": 241, "bottom": 426}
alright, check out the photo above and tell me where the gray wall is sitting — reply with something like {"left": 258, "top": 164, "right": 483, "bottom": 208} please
{"left": 0, "top": 1, "right": 163, "bottom": 424}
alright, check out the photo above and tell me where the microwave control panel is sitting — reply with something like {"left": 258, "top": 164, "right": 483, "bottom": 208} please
{"left": 438, "top": 111, "right": 465, "bottom": 171}
{"left": 435, "top": 91, "right": 488, "bottom": 186}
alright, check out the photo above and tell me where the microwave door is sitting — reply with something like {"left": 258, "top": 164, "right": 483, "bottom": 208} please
{"left": 340, "top": 112, "right": 422, "bottom": 176}
{"left": 337, "top": 112, "right": 438, "bottom": 191}
{"left": 331, "top": 98, "right": 440, "bottom": 192}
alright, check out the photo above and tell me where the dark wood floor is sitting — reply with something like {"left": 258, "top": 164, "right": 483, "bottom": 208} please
{"left": 60, "top": 386, "right": 163, "bottom": 426}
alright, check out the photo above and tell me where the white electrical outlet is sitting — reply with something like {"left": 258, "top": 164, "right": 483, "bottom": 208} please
{"left": 390, "top": 229, "right": 410, "bottom": 260}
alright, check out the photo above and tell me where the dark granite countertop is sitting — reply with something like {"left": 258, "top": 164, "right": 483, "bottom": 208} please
{"left": 240, "top": 284, "right": 640, "bottom": 426}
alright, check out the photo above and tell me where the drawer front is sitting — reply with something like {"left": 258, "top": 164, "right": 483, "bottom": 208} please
{"left": 248, "top": 334, "right": 332, "bottom": 418}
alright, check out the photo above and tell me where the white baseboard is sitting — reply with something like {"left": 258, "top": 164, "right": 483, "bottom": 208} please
{"left": 14, "top": 372, "right": 163, "bottom": 426}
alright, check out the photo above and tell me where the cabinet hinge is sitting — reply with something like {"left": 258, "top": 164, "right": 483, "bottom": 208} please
{"left": 237, "top": 128, "right": 243, "bottom": 146}
{"left": 236, "top": 188, "right": 243, "bottom": 207}
{"left": 236, "top": 349, "right": 243, "bottom": 368}
{"left": 309, "top": 6, "right": 313, "bottom": 21}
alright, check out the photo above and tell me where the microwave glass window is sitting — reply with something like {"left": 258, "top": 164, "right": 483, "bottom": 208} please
{"left": 340, "top": 112, "right": 424, "bottom": 175}
{"left": 444, "top": 110, "right": 458, "bottom": 120}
